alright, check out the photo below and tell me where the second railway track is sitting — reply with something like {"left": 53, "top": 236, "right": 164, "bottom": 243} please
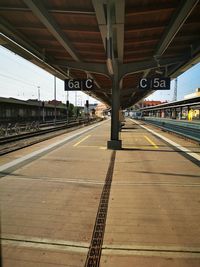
{"left": 140, "top": 117, "right": 200, "bottom": 144}
{"left": 0, "top": 118, "right": 102, "bottom": 156}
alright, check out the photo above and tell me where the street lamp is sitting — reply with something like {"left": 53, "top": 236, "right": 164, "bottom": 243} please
{"left": 37, "top": 86, "right": 40, "bottom": 101}
{"left": 54, "top": 76, "right": 57, "bottom": 125}
{"left": 37, "top": 86, "right": 40, "bottom": 121}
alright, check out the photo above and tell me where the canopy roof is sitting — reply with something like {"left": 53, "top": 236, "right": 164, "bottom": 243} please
{"left": 0, "top": 0, "right": 200, "bottom": 108}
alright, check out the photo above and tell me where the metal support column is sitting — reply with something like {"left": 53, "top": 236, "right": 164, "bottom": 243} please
{"left": 180, "top": 107, "right": 182, "bottom": 120}
{"left": 107, "top": 61, "right": 122, "bottom": 150}
{"left": 187, "top": 106, "right": 190, "bottom": 120}
{"left": 54, "top": 76, "right": 57, "bottom": 125}
{"left": 170, "top": 109, "right": 172, "bottom": 118}
{"left": 105, "top": 1, "right": 121, "bottom": 150}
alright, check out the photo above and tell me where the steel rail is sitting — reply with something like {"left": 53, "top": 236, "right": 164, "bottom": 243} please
{"left": 0, "top": 118, "right": 101, "bottom": 155}
{"left": 141, "top": 118, "right": 200, "bottom": 144}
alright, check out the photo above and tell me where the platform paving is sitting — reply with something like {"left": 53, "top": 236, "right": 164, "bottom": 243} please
{"left": 0, "top": 122, "right": 111, "bottom": 266}
{"left": 101, "top": 119, "right": 200, "bottom": 266}
{"left": 0, "top": 119, "right": 200, "bottom": 266}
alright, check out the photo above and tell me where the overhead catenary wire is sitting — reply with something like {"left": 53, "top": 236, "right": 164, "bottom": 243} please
{"left": 0, "top": 72, "right": 37, "bottom": 87}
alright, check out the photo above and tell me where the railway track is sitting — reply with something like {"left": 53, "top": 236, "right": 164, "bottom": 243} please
{"left": 0, "top": 118, "right": 101, "bottom": 155}
{"left": 141, "top": 117, "right": 200, "bottom": 144}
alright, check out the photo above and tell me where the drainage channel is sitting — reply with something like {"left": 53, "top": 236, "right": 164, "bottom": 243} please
{"left": 84, "top": 150, "right": 116, "bottom": 267}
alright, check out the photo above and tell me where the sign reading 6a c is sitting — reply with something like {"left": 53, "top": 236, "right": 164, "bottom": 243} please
{"left": 65, "top": 79, "right": 94, "bottom": 91}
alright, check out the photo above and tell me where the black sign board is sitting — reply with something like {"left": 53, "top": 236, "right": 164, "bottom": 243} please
{"left": 64, "top": 79, "right": 94, "bottom": 91}
{"left": 139, "top": 77, "right": 171, "bottom": 90}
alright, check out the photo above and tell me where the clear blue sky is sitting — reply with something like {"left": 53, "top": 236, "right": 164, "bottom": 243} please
{"left": 0, "top": 46, "right": 200, "bottom": 104}
{"left": 146, "top": 63, "right": 200, "bottom": 102}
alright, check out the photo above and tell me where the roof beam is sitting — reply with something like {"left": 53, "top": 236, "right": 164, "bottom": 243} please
{"left": 130, "top": 69, "right": 151, "bottom": 101}
{"left": 168, "top": 41, "right": 200, "bottom": 77}
{"left": 92, "top": 0, "right": 107, "bottom": 49}
{"left": 23, "top": 0, "right": 80, "bottom": 61}
{"left": 155, "top": 0, "right": 199, "bottom": 57}
{"left": 106, "top": 1, "right": 115, "bottom": 75}
{"left": 0, "top": 16, "right": 43, "bottom": 59}
{"left": 115, "top": 0, "right": 125, "bottom": 62}
{"left": 119, "top": 56, "right": 189, "bottom": 79}
{"left": 120, "top": 69, "right": 151, "bottom": 103}
{"left": 23, "top": 0, "right": 103, "bottom": 88}
{"left": 125, "top": 39, "right": 158, "bottom": 47}
{"left": 52, "top": 60, "right": 109, "bottom": 76}
{"left": 170, "top": 53, "right": 200, "bottom": 78}
{"left": 129, "top": 69, "right": 151, "bottom": 98}
{"left": 0, "top": 33, "right": 69, "bottom": 80}
{"left": 15, "top": 25, "right": 99, "bottom": 33}
{"left": 126, "top": 4, "right": 175, "bottom": 16}
{"left": 126, "top": 25, "right": 165, "bottom": 33}
{"left": 93, "top": 0, "right": 125, "bottom": 71}
{"left": 0, "top": 17, "right": 70, "bottom": 79}
{"left": 92, "top": 0, "right": 115, "bottom": 75}
{"left": 0, "top": 6, "right": 95, "bottom": 15}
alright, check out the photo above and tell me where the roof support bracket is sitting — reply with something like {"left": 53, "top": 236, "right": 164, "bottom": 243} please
{"left": 155, "top": 0, "right": 199, "bottom": 57}
{"left": 106, "top": 1, "right": 114, "bottom": 75}
{"left": 119, "top": 56, "right": 189, "bottom": 80}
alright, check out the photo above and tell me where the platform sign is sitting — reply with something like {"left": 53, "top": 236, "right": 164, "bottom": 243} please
{"left": 64, "top": 79, "right": 94, "bottom": 91}
{"left": 139, "top": 77, "right": 170, "bottom": 90}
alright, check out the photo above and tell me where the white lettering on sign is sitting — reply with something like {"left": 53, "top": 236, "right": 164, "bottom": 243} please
{"left": 139, "top": 77, "right": 170, "bottom": 90}
{"left": 74, "top": 81, "right": 81, "bottom": 89}
{"left": 85, "top": 79, "right": 93, "bottom": 89}
{"left": 160, "top": 80, "right": 166, "bottom": 88}
{"left": 140, "top": 78, "right": 148, "bottom": 88}
{"left": 65, "top": 79, "right": 94, "bottom": 91}
{"left": 68, "top": 80, "right": 74, "bottom": 89}
{"left": 152, "top": 78, "right": 168, "bottom": 88}
{"left": 153, "top": 78, "right": 159, "bottom": 88}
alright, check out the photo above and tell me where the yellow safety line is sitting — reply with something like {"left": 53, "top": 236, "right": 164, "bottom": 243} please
{"left": 144, "top": 135, "right": 159, "bottom": 149}
{"left": 99, "top": 147, "right": 107, "bottom": 150}
{"left": 73, "top": 135, "right": 91, "bottom": 147}
{"left": 123, "top": 146, "right": 158, "bottom": 150}
{"left": 79, "top": 145, "right": 107, "bottom": 150}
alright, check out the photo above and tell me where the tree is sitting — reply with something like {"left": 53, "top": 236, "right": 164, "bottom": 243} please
{"left": 73, "top": 106, "right": 81, "bottom": 118}
{"left": 68, "top": 103, "right": 74, "bottom": 117}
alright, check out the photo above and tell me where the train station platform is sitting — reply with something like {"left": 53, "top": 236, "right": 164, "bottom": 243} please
{"left": 0, "top": 118, "right": 200, "bottom": 267}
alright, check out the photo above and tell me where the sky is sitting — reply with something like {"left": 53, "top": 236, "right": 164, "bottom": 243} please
{"left": 0, "top": 46, "right": 200, "bottom": 105}
{"left": 147, "top": 63, "right": 200, "bottom": 102}
{"left": 0, "top": 46, "right": 98, "bottom": 106}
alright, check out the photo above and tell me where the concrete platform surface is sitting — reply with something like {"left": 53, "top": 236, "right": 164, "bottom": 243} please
{"left": 0, "top": 118, "right": 200, "bottom": 266}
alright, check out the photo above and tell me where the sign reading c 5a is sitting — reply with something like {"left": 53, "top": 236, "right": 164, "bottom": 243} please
{"left": 139, "top": 77, "right": 170, "bottom": 90}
